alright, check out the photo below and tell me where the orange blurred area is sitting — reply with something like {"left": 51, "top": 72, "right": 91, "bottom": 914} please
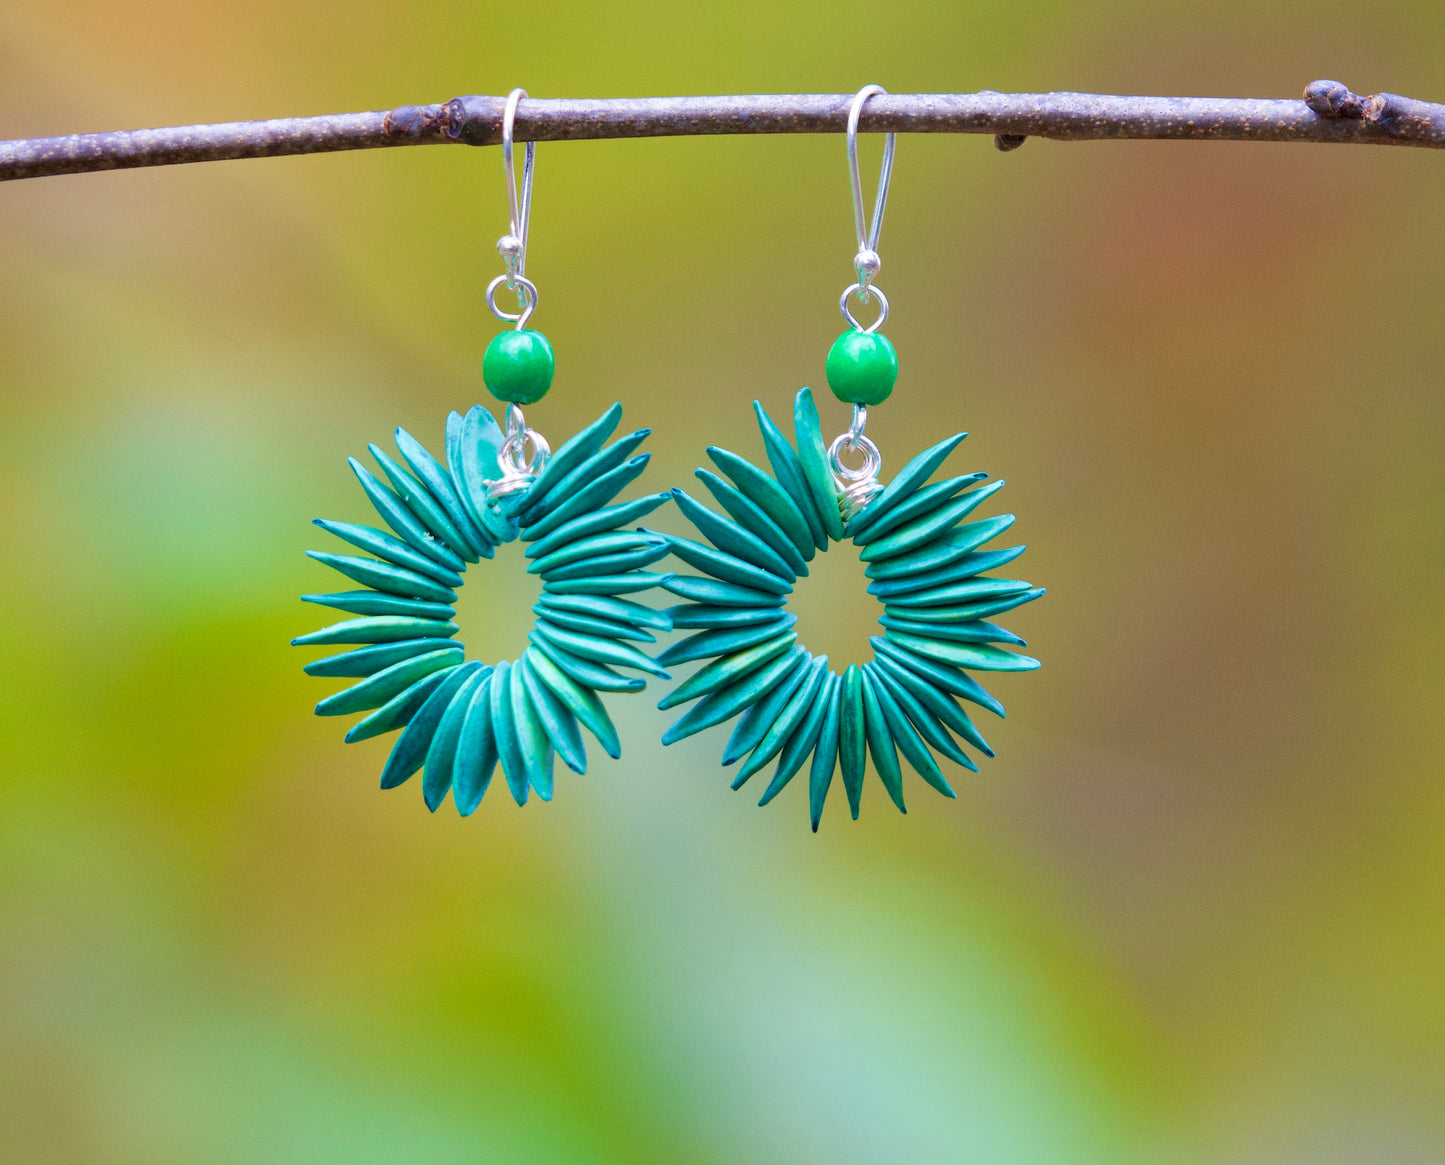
{"left": 2, "top": 2, "right": 1444, "bottom": 1160}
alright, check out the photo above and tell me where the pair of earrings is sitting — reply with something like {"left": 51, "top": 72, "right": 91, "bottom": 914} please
{"left": 293, "top": 87, "right": 1044, "bottom": 830}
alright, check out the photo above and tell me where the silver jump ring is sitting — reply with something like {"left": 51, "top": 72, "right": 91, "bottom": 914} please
{"left": 828, "top": 430, "right": 882, "bottom": 483}
{"left": 839, "top": 283, "right": 889, "bottom": 333}
{"left": 486, "top": 273, "right": 539, "bottom": 329}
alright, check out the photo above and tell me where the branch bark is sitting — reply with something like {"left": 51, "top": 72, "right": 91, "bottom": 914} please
{"left": 2, "top": 80, "right": 1442, "bottom": 182}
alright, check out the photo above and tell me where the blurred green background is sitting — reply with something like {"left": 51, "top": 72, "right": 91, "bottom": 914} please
{"left": 3, "top": 2, "right": 1444, "bottom": 1160}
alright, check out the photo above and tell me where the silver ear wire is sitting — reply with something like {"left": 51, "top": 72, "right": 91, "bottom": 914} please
{"left": 486, "top": 88, "right": 540, "bottom": 330}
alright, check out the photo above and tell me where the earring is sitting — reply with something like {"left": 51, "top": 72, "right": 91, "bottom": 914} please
{"left": 293, "top": 89, "right": 672, "bottom": 813}
{"left": 653, "top": 85, "right": 1044, "bottom": 830}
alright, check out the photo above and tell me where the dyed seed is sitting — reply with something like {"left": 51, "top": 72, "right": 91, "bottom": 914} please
{"left": 656, "top": 632, "right": 797, "bottom": 710}
{"left": 735, "top": 655, "right": 830, "bottom": 785}
{"left": 540, "top": 544, "right": 672, "bottom": 582}
{"left": 826, "top": 329, "right": 898, "bottom": 405}
{"left": 518, "top": 430, "right": 650, "bottom": 525}
{"left": 849, "top": 473, "right": 986, "bottom": 545}
{"left": 694, "top": 469, "right": 809, "bottom": 577}
{"left": 865, "top": 545, "right": 1027, "bottom": 596}
{"left": 759, "top": 663, "right": 838, "bottom": 806}
{"left": 881, "top": 631, "right": 1040, "bottom": 672}
{"left": 393, "top": 426, "right": 489, "bottom": 561}
{"left": 878, "top": 615, "right": 1026, "bottom": 646}
{"left": 653, "top": 530, "right": 793, "bottom": 594}
{"left": 870, "top": 636, "right": 1006, "bottom": 720}
{"left": 706, "top": 447, "right": 816, "bottom": 561}
{"left": 520, "top": 454, "right": 652, "bottom": 540}
{"left": 809, "top": 677, "right": 842, "bottom": 831}
{"left": 533, "top": 623, "right": 670, "bottom": 680}
{"left": 660, "top": 646, "right": 807, "bottom": 745}
{"left": 292, "top": 616, "right": 459, "bottom": 647}
{"left": 519, "top": 654, "right": 588, "bottom": 775}
{"left": 859, "top": 668, "right": 905, "bottom": 812}
{"left": 422, "top": 668, "right": 489, "bottom": 811}
{"left": 315, "top": 648, "right": 465, "bottom": 717}
{"left": 302, "top": 591, "right": 456, "bottom": 621}
{"left": 368, "top": 444, "right": 473, "bottom": 568}
{"left": 863, "top": 514, "right": 1018, "bottom": 579}
{"left": 313, "top": 518, "right": 468, "bottom": 586}
{"left": 791, "top": 386, "right": 846, "bottom": 541}
{"left": 523, "top": 492, "right": 671, "bottom": 561}
{"left": 306, "top": 550, "right": 458, "bottom": 605}
{"left": 540, "top": 592, "right": 673, "bottom": 632}
{"left": 871, "top": 653, "right": 989, "bottom": 762}
{"left": 348, "top": 458, "right": 456, "bottom": 567}
{"left": 864, "top": 663, "right": 953, "bottom": 798}
{"left": 488, "top": 662, "right": 529, "bottom": 806}
{"left": 523, "top": 402, "right": 622, "bottom": 502}
{"left": 858, "top": 480, "right": 1009, "bottom": 562}
{"left": 722, "top": 650, "right": 816, "bottom": 766}
{"left": 527, "top": 632, "right": 647, "bottom": 694}
{"left": 347, "top": 665, "right": 457, "bottom": 745}
{"left": 881, "top": 577, "right": 1035, "bottom": 610}
{"left": 656, "top": 614, "right": 797, "bottom": 667}
{"left": 304, "top": 638, "right": 463, "bottom": 679}
{"left": 525, "top": 646, "right": 621, "bottom": 759}
{"left": 452, "top": 676, "right": 500, "bottom": 815}
{"left": 532, "top": 602, "right": 658, "bottom": 644}
{"left": 662, "top": 575, "right": 788, "bottom": 609}
{"left": 664, "top": 604, "right": 787, "bottom": 631}
{"left": 671, "top": 488, "right": 799, "bottom": 581}
{"left": 882, "top": 587, "right": 1046, "bottom": 624}
{"left": 845, "top": 432, "right": 967, "bottom": 540}
{"left": 755, "top": 400, "right": 828, "bottom": 550}
{"left": 543, "top": 571, "right": 673, "bottom": 596}
{"left": 838, "top": 665, "right": 867, "bottom": 819}
{"left": 868, "top": 662, "right": 971, "bottom": 780}
{"left": 483, "top": 328, "right": 555, "bottom": 404}
{"left": 374, "top": 662, "right": 483, "bottom": 788}
{"left": 509, "top": 660, "right": 555, "bottom": 800}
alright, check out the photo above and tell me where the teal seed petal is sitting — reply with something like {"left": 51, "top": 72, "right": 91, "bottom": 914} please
{"left": 510, "top": 661, "right": 555, "bottom": 800}
{"left": 649, "top": 530, "right": 793, "bottom": 595}
{"left": 883, "top": 587, "right": 1046, "bottom": 624}
{"left": 883, "top": 577, "right": 1035, "bottom": 610}
{"left": 809, "top": 675, "right": 843, "bottom": 831}
{"left": 305, "top": 551, "right": 458, "bottom": 604}
{"left": 452, "top": 676, "right": 499, "bottom": 815}
{"left": 660, "top": 646, "right": 807, "bottom": 745}
{"left": 866, "top": 546, "right": 1027, "bottom": 596}
{"left": 292, "top": 615, "right": 459, "bottom": 646}
{"left": 523, "top": 492, "right": 671, "bottom": 561}
{"left": 523, "top": 402, "right": 623, "bottom": 504}
{"left": 868, "top": 663, "right": 969, "bottom": 783}
{"left": 695, "top": 470, "right": 809, "bottom": 577}
{"left": 527, "top": 632, "right": 647, "bottom": 693}
{"left": 451, "top": 406, "right": 516, "bottom": 544}
{"left": 533, "top": 623, "right": 670, "bottom": 680}
{"left": 838, "top": 665, "right": 867, "bottom": 819}
{"left": 488, "top": 662, "right": 528, "bottom": 806}
{"left": 858, "top": 481, "right": 1009, "bottom": 562}
{"left": 735, "top": 655, "right": 830, "bottom": 785}
{"left": 721, "top": 651, "right": 816, "bottom": 766}
{"left": 792, "top": 386, "right": 846, "bottom": 542}
{"left": 539, "top": 544, "right": 672, "bottom": 582}
{"left": 663, "top": 604, "right": 784, "bottom": 630}
{"left": 670, "top": 489, "right": 798, "bottom": 581}
{"left": 422, "top": 668, "right": 489, "bottom": 811}
{"left": 525, "top": 646, "right": 621, "bottom": 758}
{"left": 759, "top": 663, "right": 837, "bottom": 806}
{"left": 348, "top": 457, "right": 456, "bottom": 566}
{"left": 304, "top": 638, "right": 463, "bottom": 678}
{"left": 346, "top": 669, "right": 455, "bottom": 746}
{"left": 656, "top": 613, "right": 796, "bottom": 667}
{"left": 845, "top": 432, "right": 967, "bottom": 540}
{"left": 315, "top": 648, "right": 464, "bottom": 716}
{"left": 864, "top": 663, "right": 953, "bottom": 798}
{"left": 864, "top": 515, "right": 1019, "bottom": 579}
{"left": 754, "top": 401, "right": 828, "bottom": 551}
{"left": 543, "top": 571, "right": 672, "bottom": 596}
{"left": 859, "top": 668, "right": 905, "bottom": 813}
{"left": 870, "top": 636, "right": 1006, "bottom": 719}
{"left": 302, "top": 591, "right": 455, "bottom": 620}
{"left": 518, "top": 430, "right": 651, "bottom": 527}
{"left": 519, "top": 454, "right": 653, "bottom": 541}
{"left": 519, "top": 654, "right": 587, "bottom": 775}
{"left": 656, "top": 632, "right": 797, "bottom": 710}
{"left": 706, "top": 447, "right": 815, "bottom": 561}
{"left": 312, "top": 519, "right": 467, "bottom": 586}
{"left": 394, "top": 426, "right": 489, "bottom": 560}
{"left": 882, "top": 631, "right": 1041, "bottom": 672}
{"left": 533, "top": 601, "right": 657, "bottom": 644}
{"left": 851, "top": 473, "right": 986, "bottom": 545}
{"left": 878, "top": 615, "right": 1026, "bottom": 646}
{"left": 872, "top": 654, "right": 989, "bottom": 762}
{"left": 527, "top": 532, "right": 664, "bottom": 577}
{"left": 539, "top": 593, "right": 672, "bottom": 632}
{"left": 375, "top": 662, "right": 483, "bottom": 785}
{"left": 662, "top": 575, "right": 787, "bottom": 609}
{"left": 368, "top": 444, "right": 474, "bottom": 568}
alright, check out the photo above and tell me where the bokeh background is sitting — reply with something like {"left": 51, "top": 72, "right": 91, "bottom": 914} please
{"left": 2, "top": 2, "right": 1444, "bottom": 1161}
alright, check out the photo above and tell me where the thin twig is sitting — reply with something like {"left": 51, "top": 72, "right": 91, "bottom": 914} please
{"left": 2, "top": 80, "right": 1442, "bottom": 183}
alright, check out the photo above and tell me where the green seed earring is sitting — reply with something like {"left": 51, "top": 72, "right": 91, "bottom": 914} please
{"left": 293, "top": 89, "right": 672, "bottom": 813}
{"left": 654, "top": 85, "right": 1044, "bottom": 830}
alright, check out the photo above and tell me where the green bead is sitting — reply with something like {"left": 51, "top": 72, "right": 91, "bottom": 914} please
{"left": 483, "top": 329, "right": 555, "bottom": 404}
{"left": 825, "top": 330, "right": 898, "bottom": 405}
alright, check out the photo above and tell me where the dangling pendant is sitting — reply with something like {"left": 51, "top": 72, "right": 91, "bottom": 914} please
{"left": 652, "top": 85, "right": 1044, "bottom": 830}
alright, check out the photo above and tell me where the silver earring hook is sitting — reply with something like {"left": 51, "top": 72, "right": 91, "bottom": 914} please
{"left": 488, "top": 87, "right": 539, "bottom": 330}
{"left": 846, "top": 84, "right": 895, "bottom": 291}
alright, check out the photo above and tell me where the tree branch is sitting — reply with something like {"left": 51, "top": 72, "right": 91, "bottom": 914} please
{"left": 2, "top": 80, "right": 1442, "bottom": 183}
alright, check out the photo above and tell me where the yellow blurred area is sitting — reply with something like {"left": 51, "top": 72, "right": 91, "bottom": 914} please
{"left": 2, "top": 2, "right": 1444, "bottom": 1160}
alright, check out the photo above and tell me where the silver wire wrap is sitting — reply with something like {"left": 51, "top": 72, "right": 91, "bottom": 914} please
{"left": 488, "top": 403, "right": 551, "bottom": 497}
{"left": 827, "top": 403, "right": 883, "bottom": 520}
{"left": 488, "top": 88, "right": 539, "bottom": 331}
